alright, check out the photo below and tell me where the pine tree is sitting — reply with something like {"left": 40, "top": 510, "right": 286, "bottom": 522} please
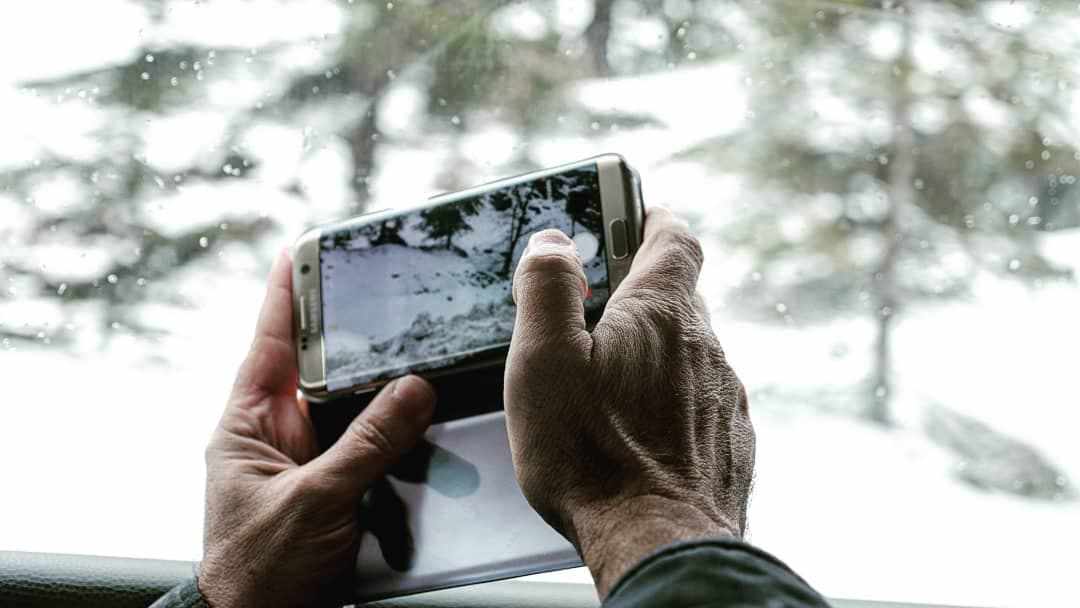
{"left": 0, "top": 0, "right": 648, "bottom": 345}
{"left": 419, "top": 199, "right": 481, "bottom": 250}
{"left": 673, "top": 0, "right": 1079, "bottom": 424}
{"left": 559, "top": 168, "right": 604, "bottom": 237}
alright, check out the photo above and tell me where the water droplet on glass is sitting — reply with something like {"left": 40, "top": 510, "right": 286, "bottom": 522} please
{"left": 145, "top": 53, "right": 154, "bottom": 63}
{"left": 1008, "top": 259, "right": 1021, "bottom": 271}
{"left": 57, "top": 283, "right": 67, "bottom": 295}
{"left": 170, "top": 76, "right": 179, "bottom": 87}
{"left": 140, "top": 72, "right": 151, "bottom": 80}
{"left": 386, "top": 69, "right": 397, "bottom": 80}
{"left": 775, "top": 302, "right": 787, "bottom": 313}
{"left": 136, "top": 277, "right": 147, "bottom": 287}
{"left": 199, "top": 236, "right": 209, "bottom": 248}
{"left": 874, "top": 385, "right": 888, "bottom": 398}
{"left": 450, "top": 115, "right": 461, "bottom": 125}
{"left": 590, "top": 121, "right": 600, "bottom": 130}
{"left": 107, "top": 274, "right": 118, "bottom": 284}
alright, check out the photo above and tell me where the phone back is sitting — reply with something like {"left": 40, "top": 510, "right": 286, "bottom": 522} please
{"left": 310, "top": 365, "right": 582, "bottom": 600}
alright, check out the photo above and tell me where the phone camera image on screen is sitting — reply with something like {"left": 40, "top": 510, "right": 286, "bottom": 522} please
{"left": 319, "top": 163, "right": 609, "bottom": 391}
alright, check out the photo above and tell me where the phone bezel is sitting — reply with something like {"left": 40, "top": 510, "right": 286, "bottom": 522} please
{"left": 293, "top": 153, "right": 644, "bottom": 401}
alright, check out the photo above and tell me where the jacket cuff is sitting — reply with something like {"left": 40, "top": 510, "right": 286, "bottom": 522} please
{"left": 148, "top": 576, "right": 210, "bottom": 608}
{"left": 604, "top": 537, "right": 829, "bottom": 607}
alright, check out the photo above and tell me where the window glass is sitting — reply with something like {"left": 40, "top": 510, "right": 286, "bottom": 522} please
{"left": 1, "top": 2, "right": 1077, "bottom": 606}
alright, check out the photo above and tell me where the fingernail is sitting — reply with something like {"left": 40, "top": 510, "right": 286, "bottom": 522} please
{"left": 393, "top": 375, "right": 436, "bottom": 408}
{"left": 528, "top": 230, "right": 573, "bottom": 249}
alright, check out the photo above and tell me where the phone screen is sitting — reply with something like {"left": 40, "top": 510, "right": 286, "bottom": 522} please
{"left": 320, "top": 162, "right": 610, "bottom": 391}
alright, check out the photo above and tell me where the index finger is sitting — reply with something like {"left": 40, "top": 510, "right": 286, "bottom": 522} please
{"left": 609, "top": 206, "right": 704, "bottom": 305}
{"left": 232, "top": 249, "right": 298, "bottom": 397}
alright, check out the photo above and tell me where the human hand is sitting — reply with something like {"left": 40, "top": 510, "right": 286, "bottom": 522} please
{"left": 198, "top": 251, "right": 436, "bottom": 608}
{"left": 504, "top": 208, "right": 755, "bottom": 597}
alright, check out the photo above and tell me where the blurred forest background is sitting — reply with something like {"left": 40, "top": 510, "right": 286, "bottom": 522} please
{"left": 2, "top": 0, "right": 1079, "bottom": 568}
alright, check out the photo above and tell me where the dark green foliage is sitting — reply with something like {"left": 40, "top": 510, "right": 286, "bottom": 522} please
{"left": 559, "top": 169, "right": 603, "bottom": 237}
{"left": 419, "top": 199, "right": 481, "bottom": 250}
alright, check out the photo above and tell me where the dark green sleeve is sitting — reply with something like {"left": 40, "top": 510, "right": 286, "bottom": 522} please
{"left": 149, "top": 577, "right": 210, "bottom": 608}
{"left": 603, "top": 538, "right": 830, "bottom": 607}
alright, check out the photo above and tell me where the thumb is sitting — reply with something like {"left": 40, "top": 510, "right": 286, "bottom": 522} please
{"left": 309, "top": 375, "right": 436, "bottom": 497}
{"left": 511, "top": 230, "right": 590, "bottom": 349}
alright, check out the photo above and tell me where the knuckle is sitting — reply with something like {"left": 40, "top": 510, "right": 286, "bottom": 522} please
{"left": 346, "top": 416, "right": 397, "bottom": 460}
{"left": 663, "top": 228, "right": 704, "bottom": 268}
{"left": 517, "top": 249, "right": 581, "bottom": 280}
{"left": 514, "top": 333, "right": 587, "bottom": 375}
{"left": 287, "top": 471, "right": 333, "bottom": 499}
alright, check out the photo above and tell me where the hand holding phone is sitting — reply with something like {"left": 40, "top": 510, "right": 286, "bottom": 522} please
{"left": 286, "top": 155, "right": 645, "bottom": 599}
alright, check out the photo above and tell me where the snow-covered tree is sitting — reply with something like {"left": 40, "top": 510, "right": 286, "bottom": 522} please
{"left": 419, "top": 199, "right": 481, "bottom": 251}
{"left": 676, "top": 0, "right": 1080, "bottom": 425}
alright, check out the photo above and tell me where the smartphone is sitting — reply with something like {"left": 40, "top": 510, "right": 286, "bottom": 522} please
{"left": 292, "top": 153, "right": 644, "bottom": 401}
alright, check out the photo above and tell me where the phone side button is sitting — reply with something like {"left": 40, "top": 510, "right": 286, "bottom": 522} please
{"left": 609, "top": 218, "right": 629, "bottom": 260}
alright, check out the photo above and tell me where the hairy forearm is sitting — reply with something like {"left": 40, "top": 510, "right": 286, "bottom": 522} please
{"left": 569, "top": 495, "right": 737, "bottom": 598}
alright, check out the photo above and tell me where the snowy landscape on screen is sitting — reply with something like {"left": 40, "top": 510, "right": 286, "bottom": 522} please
{"left": 320, "top": 166, "right": 609, "bottom": 389}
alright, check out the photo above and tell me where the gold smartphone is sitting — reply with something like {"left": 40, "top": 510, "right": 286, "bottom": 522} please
{"left": 292, "top": 153, "right": 644, "bottom": 401}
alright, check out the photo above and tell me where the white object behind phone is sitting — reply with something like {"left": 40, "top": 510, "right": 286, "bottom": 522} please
{"left": 354, "top": 411, "right": 581, "bottom": 600}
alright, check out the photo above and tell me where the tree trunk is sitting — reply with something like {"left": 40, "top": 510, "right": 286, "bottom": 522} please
{"left": 347, "top": 103, "right": 380, "bottom": 212}
{"left": 584, "top": 0, "right": 615, "bottom": 76}
{"left": 869, "top": 2, "right": 915, "bottom": 426}
{"left": 502, "top": 200, "right": 527, "bottom": 276}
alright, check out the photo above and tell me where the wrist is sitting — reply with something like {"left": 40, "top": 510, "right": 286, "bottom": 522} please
{"left": 567, "top": 494, "right": 737, "bottom": 598}
{"left": 196, "top": 557, "right": 255, "bottom": 608}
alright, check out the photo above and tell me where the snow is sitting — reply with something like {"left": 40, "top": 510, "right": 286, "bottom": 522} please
{"left": 2, "top": 4, "right": 1080, "bottom": 606}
